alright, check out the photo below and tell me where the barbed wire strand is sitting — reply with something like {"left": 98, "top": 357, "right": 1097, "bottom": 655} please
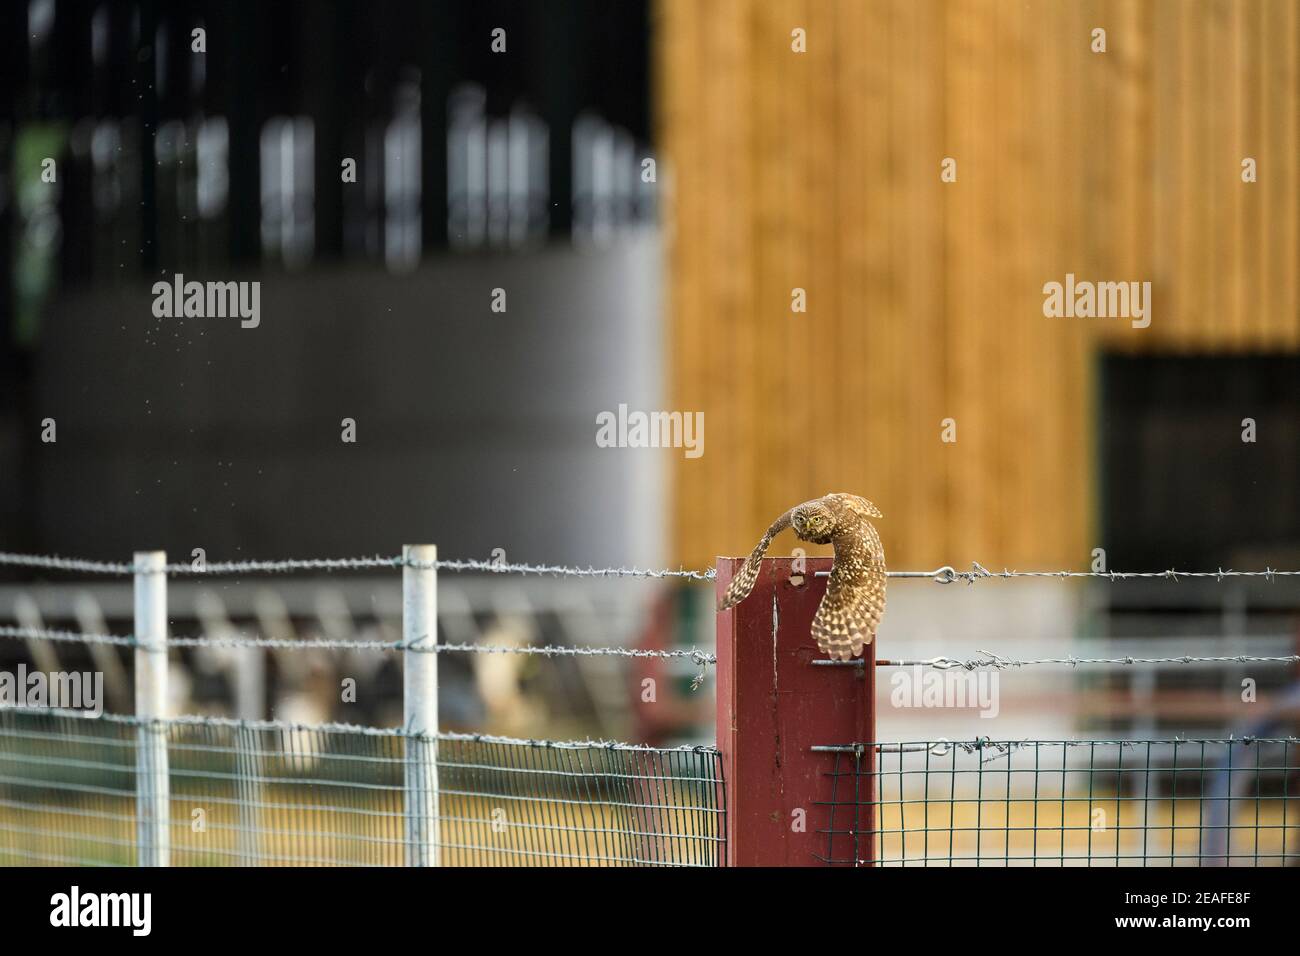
{"left": 0, "top": 705, "right": 717, "bottom": 752}
{"left": 883, "top": 648, "right": 1300, "bottom": 670}
{"left": 923, "top": 562, "right": 1300, "bottom": 584}
{"left": 8, "top": 623, "right": 1297, "bottom": 687}
{"left": 0, "top": 624, "right": 714, "bottom": 662}
{"left": 4, "top": 551, "right": 1300, "bottom": 583}
{"left": 0, "top": 625, "right": 716, "bottom": 688}
{"left": 0, "top": 552, "right": 717, "bottom": 579}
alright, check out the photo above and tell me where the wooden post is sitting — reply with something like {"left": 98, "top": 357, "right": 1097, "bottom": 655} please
{"left": 715, "top": 556, "right": 876, "bottom": 866}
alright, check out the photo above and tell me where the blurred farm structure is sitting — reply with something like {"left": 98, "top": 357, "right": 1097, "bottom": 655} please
{"left": 0, "top": 1, "right": 1298, "bottom": 865}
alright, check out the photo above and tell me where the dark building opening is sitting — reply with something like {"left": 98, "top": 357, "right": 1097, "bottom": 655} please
{"left": 1092, "top": 353, "right": 1300, "bottom": 737}
{"left": 1100, "top": 353, "right": 1300, "bottom": 573}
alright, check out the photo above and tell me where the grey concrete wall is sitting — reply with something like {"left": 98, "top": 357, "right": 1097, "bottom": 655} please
{"left": 27, "top": 233, "right": 665, "bottom": 568}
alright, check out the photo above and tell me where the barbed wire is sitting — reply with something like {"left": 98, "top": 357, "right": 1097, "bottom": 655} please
{"left": 7, "top": 549, "right": 1300, "bottom": 584}
{"left": 10, "top": 621, "right": 1296, "bottom": 688}
{"left": 0, "top": 625, "right": 716, "bottom": 685}
{"left": 882, "top": 648, "right": 1300, "bottom": 670}
{"left": 0, "top": 623, "right": 138, "bottom": 647}
{"left": 0, "top": 552, "right": 404, "bottom": 576}
{"left": 0, "top": 551, "right": 720, "bottom": 579}
{"left": 929, "top": 562, "right": 1300, "bottom": 584}
{"left": 0, "top": 552, "right": 140, "bottom": 575}
{"left": 2, "top": 553, "right": 1297, "bottom": 685}
{"left": 5, "top": 550, "right": 1300, "bottom": 583}
{"left": 1, "top": 705, "right": 718, "bottom": 752}
{"left": 426, "top": 558, "right": 716, "bottom": 581}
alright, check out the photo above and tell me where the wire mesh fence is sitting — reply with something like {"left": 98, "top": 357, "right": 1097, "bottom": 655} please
{"left": 5, "top": 548, "right": 1300, "bottom": 867}
{"left": 0, "top": 709, "right": 724, "bottom": 867}
{"left": 817, "top": 738, "right": 1299, "bottom": 867}
{"left": 437, "top": 734, "right": 724, "bottom": 865}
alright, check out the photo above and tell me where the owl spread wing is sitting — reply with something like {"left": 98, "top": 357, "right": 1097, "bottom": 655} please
{"left": 811, "top": 576, "right": 884, "bottom": 660}
{"left": 811, "top": 532, "right": 887, "bottom": 660}
{"left": 717, "top": 509, "right": 792, "bottom": 611}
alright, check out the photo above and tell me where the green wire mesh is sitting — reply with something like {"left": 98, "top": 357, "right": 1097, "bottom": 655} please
{"left": 0, "top": 710, "right": 724, "bottom": 866}
{"left": 817, "top": 738, "right": 1298, "bottom": 866}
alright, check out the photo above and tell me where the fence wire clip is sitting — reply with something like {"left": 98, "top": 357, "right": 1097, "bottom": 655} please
{"left": 930, "top": 562, "right": 996, "bottom": 585}
{"left": 924, "top": 655, "right": 966, "bottom": 670}
{"left": 974, "top": 649, "right": 1017, "bottom": 670}
{"left": 927, "top": 650, "right": 1016, "bottom": 671}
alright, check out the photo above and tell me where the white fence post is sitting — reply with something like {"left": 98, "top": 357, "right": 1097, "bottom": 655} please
{"left": 403, "top": 544, "right": 439, "bottom": 866}
{"left": 133, "top": 550, "right": 170, "bottom": 867}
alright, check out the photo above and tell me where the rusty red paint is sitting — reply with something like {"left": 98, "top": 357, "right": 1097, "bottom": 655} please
{"left": 715, "top": 556, "right": 876, "bottom": 866}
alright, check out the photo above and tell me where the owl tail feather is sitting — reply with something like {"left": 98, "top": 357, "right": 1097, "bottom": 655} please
{"left": 814, "top": 629, "right": 872, "bottom": 661}
{"left": 717, "top": 510, "right": 793, "bottom": 612}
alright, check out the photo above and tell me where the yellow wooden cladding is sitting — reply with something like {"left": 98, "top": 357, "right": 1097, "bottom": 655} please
{"left": 657, "top": 0, "right": 1299, "bottom": 571}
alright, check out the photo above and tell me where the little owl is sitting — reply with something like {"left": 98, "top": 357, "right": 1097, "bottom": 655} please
{"left": 718, "top": 493, "right": 887, "bottom": 660}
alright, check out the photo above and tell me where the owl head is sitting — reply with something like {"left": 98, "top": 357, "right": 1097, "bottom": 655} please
{"left": 791, "top": 499, "right": 835, "bottom": 542}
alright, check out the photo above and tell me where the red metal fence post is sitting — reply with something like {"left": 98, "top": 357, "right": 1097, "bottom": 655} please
{"left": 715, "top": 555, "right": 876, "bottom": 866}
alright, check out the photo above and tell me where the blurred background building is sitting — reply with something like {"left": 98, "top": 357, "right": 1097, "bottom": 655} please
{"left": 657, "top": 0, "right": 1300, "bottom": 744}
{"left": 1, "top": 0, "right": 1297, "bottom": 747}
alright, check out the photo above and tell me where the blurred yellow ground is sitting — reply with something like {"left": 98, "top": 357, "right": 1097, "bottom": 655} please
{"left": 873, "top": 798, "right": 1297, "bottom": 866}
{"left": 3, "top": 793, "right": 1292, "bottom": 866}
{"left": 0, "top": 790, "right": 719, "bottom": 867}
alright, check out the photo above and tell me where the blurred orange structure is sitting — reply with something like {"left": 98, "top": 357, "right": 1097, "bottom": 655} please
{"left": 657, "top": 0, "right": 1299, "bottom": 571}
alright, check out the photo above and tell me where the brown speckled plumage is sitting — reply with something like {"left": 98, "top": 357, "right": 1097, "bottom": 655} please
{"left": 718, "top": 493, "right": 887, "bottom": 660}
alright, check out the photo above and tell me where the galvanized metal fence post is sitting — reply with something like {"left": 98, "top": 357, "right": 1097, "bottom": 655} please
{"left": 402, "top": 544, "right": 439, "bottom": 866}
{"left": 715, "top": 555, "right": 876, "bottom": 866}
{"left": 133, "top": 550, "right": 170, "bottom": 866}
